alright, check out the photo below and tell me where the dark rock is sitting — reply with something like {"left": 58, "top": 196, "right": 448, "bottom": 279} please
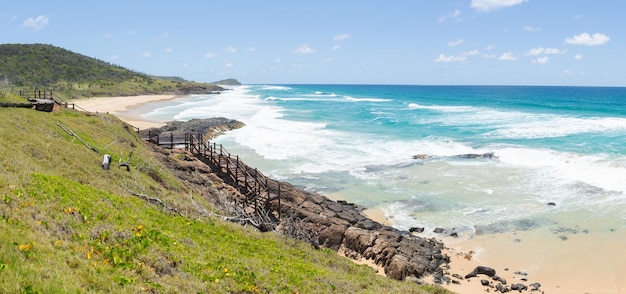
{"left": 529, "top": 282, "right": 541, "bottom": 291}
{"left": 547, "top": 202, "right": 556, "bottom": 206}
{"left": 433, "top": 227, "right": 445, "bottom": 234}
{"left": 456, "top": 152, "right": 497, "bottom": 159}
{"left": 452, "top": 273, "right": 463, "bottom": 280}
{"left": 496, "top": 283, "right": 509, "bottom": 293}
{"left": 514, "top": 271, "right": 527, "bottom": 276}
{"left": 465, "top": 266, "right": 496, "bottom": 279}
{"left": 409, "top": 227, "right": 425, "bottom": 233}
{"left": 357, "top": 218, "right": 383, "bottom": 230}
{"left": 481, "top": 279, "right": 490, "bottom": 286}
{"left": 510, "top": 283, "right": 527, "bottom": 291}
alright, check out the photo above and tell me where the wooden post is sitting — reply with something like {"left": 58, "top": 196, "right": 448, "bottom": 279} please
{"left": 235, "top": 155, "right": 239, "bottom": 185}
{"left": 278, "top": 184, "right": 281, "bottom": 219}
{"left": 226, "top": 156, "right": 229, "bottom": 176}
{"left": 170, "top": 133, "right": 174, "bottom": 149}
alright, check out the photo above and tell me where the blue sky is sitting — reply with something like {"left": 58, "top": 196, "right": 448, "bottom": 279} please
{"left": 2, "top": 1, "right": 624, "bottom": 86}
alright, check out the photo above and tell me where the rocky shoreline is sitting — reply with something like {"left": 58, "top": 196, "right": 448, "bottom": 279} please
{"left": 146, "top": 118, "right": 545, "bottom": 292}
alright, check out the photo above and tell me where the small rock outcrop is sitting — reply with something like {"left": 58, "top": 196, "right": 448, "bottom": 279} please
{"left": 141, "top": 117, "right": 245, "bottom": 140}
{"left": 275, "top": 181, "right": 450, "bottom": 281}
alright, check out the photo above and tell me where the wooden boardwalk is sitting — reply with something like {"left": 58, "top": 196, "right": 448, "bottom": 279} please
{"left": 146, "top": 132, "right": 282, "bottom": 220}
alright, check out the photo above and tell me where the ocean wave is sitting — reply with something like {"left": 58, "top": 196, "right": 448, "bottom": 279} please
{"left": 344, "top": 96, "right": 392, "bottom": 102}
{"left": 260, "top": 85, "right": 291, "bottom": 90}
{"left": 265, "top": 96, "right": 339, "bottom": 102}
{"left": 407, "top": 103, "right": 475, "bottom": 112}
{"left": 484, "top": 116, "right": 626, "bottom": 139}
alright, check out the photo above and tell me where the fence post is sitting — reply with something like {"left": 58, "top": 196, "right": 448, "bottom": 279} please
{"left": 278, "top": 183, "right": 281, "bottom": 219}
{"left": 235, "top": 155, "right": 239, "bottom": 181}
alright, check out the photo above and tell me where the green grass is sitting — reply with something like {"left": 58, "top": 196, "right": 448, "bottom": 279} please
{"left": 0, "top": 107, "right": 454, "bottom": 293}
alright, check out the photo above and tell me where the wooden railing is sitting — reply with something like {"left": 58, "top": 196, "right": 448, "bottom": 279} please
{"left": 183, "top": 133, "right": 281, "bottom": 218}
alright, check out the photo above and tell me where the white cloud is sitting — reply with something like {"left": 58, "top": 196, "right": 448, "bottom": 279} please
{"left": 225, "top": 62, "right": 233, "bottom": 68}
{"left": 164, "top": 48, "right": 173, "bottom": 53}
{"left": 544, "top": 48, "right": 566, "bottom": 54}
{"left": 574, "top": 54, "right": 583, "bottom": 60}
{"left": 22, "top": 15, "right": 49, "bottom": 31}
{"left": 245, "top": 47, "right": 256, "bottom": 52}
{"left": 332, "top": 45, "right": 341, "bottom": 51}
{"left": 203, "top": 53, "right": 216, "bottom": 59}
{"left": 565, "top": 33, "right": 610, "bottom": 46}
{"left": 110, "top": 55, "right": 120, "bottom": 61}
{"left": 294, "top": 44, "right": 316, "bottom": 54}
{"left": 532, "top": 56, "right": 549, "bottom": 64}
{"left": 447, "top": 39, "right": 464, "bottom": 47}
{"left": 434, "top": 54, "right": 467, "bottom": 63}
{"left": 523, "top": 25, "right": 541, "bottom": 32}
{"left": 433, "top": 50, "right": 479, "bottom": 63}
{"left": 142, "top": 51, "right": 151, "bottom": 57}
{"left": 438, "top": 9, "right": 463, "bottom": 23}
{"left": 471, "top": 0, "right": 527, "bottom": 12}
{"left": 563, "top": 69, "right": 573, "bottom": 75}
{"left": 224, "top": 46, "right": 237, "bottom": 53}
{"left": 525, "top": 47, "right": 566, "bottom": 56}
{"left": 462, "top": 50, "right": 480, "bottom": 56}
{"left": 498, "top": 52, "right": 518, "bottom": 60}
{"left": 482, "top": 54, "right": 497, "bottom": 59}
{"left": 334, "top": 33, "right": 351, "bottom": 41}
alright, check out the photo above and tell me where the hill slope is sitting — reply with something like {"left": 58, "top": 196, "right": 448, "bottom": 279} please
{"left": 0, "top": 43, "right": 238, "bottom": 100}
{"left": 0, "top": 106, "right": 449, "bottom": 293}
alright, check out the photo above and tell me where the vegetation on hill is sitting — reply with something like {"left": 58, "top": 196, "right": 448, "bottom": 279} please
{"left": 0, "top": 106, "right": 451, "bottom": 293}
{"left": 0, "top": 43, "right": 239, "bottom": 100}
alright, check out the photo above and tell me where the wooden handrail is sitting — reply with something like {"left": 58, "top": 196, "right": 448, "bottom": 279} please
{"left": 182, "top": 133, "right": 281, "bottom": 217}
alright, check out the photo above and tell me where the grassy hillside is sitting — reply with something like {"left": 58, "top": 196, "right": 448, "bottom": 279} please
{"left": 0, "top": 44, "right": 236, "bottom": 100}
{"left": 0, "top": 106, "right": 451, "bottom": 293}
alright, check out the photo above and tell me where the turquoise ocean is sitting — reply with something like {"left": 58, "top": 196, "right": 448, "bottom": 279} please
{"left": 138, "top": 84, "right": 626, "bottom": 288}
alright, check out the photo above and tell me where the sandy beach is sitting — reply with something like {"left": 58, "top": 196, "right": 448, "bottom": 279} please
{"left": 73, "top": 94, "right": 626, "bottom": 294}
{"left": 73, "top": 95, "right": 183, "bottom": 129}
